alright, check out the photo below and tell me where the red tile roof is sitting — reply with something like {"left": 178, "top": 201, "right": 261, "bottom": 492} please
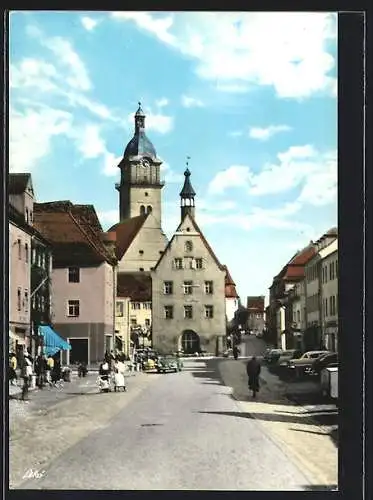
{"left": 117, "top": 273, "right": 152, "bottom": 301}
{"left": 223, "top": 265, "right": 239, "bottom": 298}
{"left": 109, "top": 215, "right": 148, "bottom": 260}
{"left": 34, "top": 201, "right": 116, "bottom": 267}
{"left": 246, "top": 296, "right": 265, "bottom": 312}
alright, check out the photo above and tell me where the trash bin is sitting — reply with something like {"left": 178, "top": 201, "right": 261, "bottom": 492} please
{"left": 62, "top": 367, "right": 71, "bottom": 382}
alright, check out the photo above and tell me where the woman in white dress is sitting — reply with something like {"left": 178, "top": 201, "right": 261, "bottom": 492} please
{"left": 113, "top": 358, "right": 126, "bottom": 392}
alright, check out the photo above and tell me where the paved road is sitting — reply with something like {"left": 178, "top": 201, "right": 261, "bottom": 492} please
{"left": 239, "top": 334, "right": 267, "bottom": 358}
{"left": 17, "top": 359, "right": 311, "bottom": 491}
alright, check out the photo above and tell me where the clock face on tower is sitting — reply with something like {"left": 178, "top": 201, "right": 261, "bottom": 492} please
{"left": 140, "top": 158, "right": 150, "bottom": 168}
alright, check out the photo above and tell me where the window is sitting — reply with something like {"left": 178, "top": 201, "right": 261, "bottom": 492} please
{"left": 130, "top": 317, "right": 137, "bottom": 326}
{"left": 25, "top": 243, "right": 29, "bottom": 262}
{"left": 183, "top": 281, "right": 193, "bottom": 295}
{"left": 26, "top": 208, "right": 29, "bottom": 223}
{"left": 140, "top": 205, "right": 146, "bottom": 215}
{"left": 116, "top": 302, "right": 124, "bottom": 317}
{"left": 297, "top": 310, "right": 300, "bottom": 322}
{"left": 139, "top": 268, "right": 144, "bottom": 272}
{"left": 30, "top": 211, "right": 33, "bottom": 223}
{"left": 185, "top": 240, "right": 193, "bottom": 252}
{"left": 335, "top": 259, "right": 338, "bottom": 277}
{"left": 336, "top": 294, "right": 338, "bottom": 314}
{"left": 17, "top": 239, "right": 21, "bottom": 259}
{"left": 24, "top": 290, "right": 29, "bottom": 312}
{"left": 139, "top": 250, "right": 144, "bottom": 255}
{"left": 184, "top": 305, "right": 193, "bottom": 319}
{"left": 145, "top": 319, "right": 150, "bottom": 327}
{"left": 17, "top": 288, "right": 22, "bottom": 311}
{"left": 131, "top": 302, "right": 141, "bottom": 310}
{"left": 164, "top": 305, "right": 174, "bottom": 319}
{"left": 143, "top": 302, "right": 152, "bottom": 310}
{"left": 164, "top": 281, "right": 173, "bottom": 295}
{"left": 204, "top": 281, "right": 213, "bottom": 294}
{"left": 205, "top": 305, "right": 214, "bottom": 318}
{"left": 195, "top": 258, "right": 203, "bottom": 269}
{"left": 329, "top": 262, "right": 334, "bottom": 281}
{"left": 68, "top": 267, "right": 80, "bottom": 283}
{"left": 145, "top": 192, "right": 149, "bottom": 197}
{"left": 68, "top": 300, "right": 80, "bottom": 317}
{"left": 174, "top": 258, "right": 183, "bottom": 269}
{"left": 186, "top": 227, "right": 190, "bottom": 232}
{"left": 41, "top": 295, "right": 45, "bottom": 311}
{"left": 147, "top": 205, "right": 152, "bottom": 214}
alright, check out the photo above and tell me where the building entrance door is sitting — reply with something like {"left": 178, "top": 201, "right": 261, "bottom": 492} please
{"left": 181, "top": 330, "right": 200, "bottom": 354}
{"left": 69, "top": 338, "right": 88, "bottom": 364}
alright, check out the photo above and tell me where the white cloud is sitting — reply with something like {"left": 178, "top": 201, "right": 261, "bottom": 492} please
{"left": 208, "top": 165, "right": 252, "bottom": 195}
{"left": 112, "top": 12, "right": 337, "bottom": 99}
{"left": 74, "top": 124, "right": 107, "bottom": 159}
{"left": 160, "top": 161, "right": 183, "bottom": 184}
{"left": 10, "top": 59, "right": 59, "bottom": 92}
{"left": 181, "top": 95, "right": 204, "bottom": 108}
{"left": 207, "top": 145, "right": 337, "bottom": 209}
{"left": 249, "top": 124, "right": 291, "bottom": 141}
{"left": 9, "top": 105, "right": 73, "bottom": 172}
{"left": 156, "top": 97, "right": 169, "bottom": 108}
{"left": 81, "top": 16, "right": 100, "bottom": 31}
{"left": 103, "top": 153, "right": 122, "bottom": 177}
{"left": 127, "top": 108, "right": 173, "bottom": 134}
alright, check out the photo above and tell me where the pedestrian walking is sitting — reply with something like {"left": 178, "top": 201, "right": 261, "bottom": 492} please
{"left": 246, "top": 356, "right": 261, "bottom": 398}
{"left": 34, "top": 354, "right": 46, "bottom": 388}
{"left": 9, "top": 352, "right": 18, "bottom": 385}
{"left": 21, "top": 351, "right": 33, "bottom": 401}
{"left": 46, "top": 355, "right": 55, "bottom": 386}
{"left": 51, "top": 358, "right": 62, "bottom": 386}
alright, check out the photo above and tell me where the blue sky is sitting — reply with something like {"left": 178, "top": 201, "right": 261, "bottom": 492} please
{"left": 9, "top": 11, "right": 338, "bottom": 303}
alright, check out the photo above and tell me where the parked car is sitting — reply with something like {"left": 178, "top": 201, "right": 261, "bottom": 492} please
{"left": 263, "top": 349, "right": 283, "bottom": 364}
{"left": 287, "top": 350, "right": 331, "bottom": 376}
{"left": 157, "top": 355, "right": 183, "bottom": 373}
{"left": 308, "top": 352, "right": 338, "bottom": 376}
{"left": 276, "top": 349, "right": 303, "bottom": 367}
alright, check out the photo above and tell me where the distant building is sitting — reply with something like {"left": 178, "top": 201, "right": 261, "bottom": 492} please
{"left": 246, "top": 296, "right": 265, "bottom": 334}
{"left": 34, "top": 201, "right": 117, "bottom": 365}
{"left": 304, "top": 228, "right": 338, "bottom": 350}
{"left": 319, "top": 232, "right": 338, "bottom": 351}
{"left": 268, "top": 242, "right": 316, "bottom": 349}
{"left": 151, "top": 169, "right": 226, "bottom": 355}
{"left": 224, "top": 266, "right": 239, "bottom": 327}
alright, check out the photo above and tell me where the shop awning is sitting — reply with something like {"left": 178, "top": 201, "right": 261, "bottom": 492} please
{"left": 38, "top": 325, "right": 72, "bottom": 357}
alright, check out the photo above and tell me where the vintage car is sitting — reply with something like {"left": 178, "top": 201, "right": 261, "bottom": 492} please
{"left": 287, "top": 350, "right": 331, "bottom": 376}
{"left": 307, "top": 352, "right": 338, "bottom": 376}
{"left": 276, "top": 349, "right": 303, "bottom": 366}
{"left": 263, "top": 349, "right": 284, "bottom": 364}
{"left": 157, "top": 355, "right": 183, "bottom": 373}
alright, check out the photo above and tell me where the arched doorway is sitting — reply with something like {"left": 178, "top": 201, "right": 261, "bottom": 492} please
{"left": 181, "top": 330, "right": 200, "bottom": 354}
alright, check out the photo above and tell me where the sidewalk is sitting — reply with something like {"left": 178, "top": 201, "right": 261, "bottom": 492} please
{"left": 215, "top": 358, "right": 338, "bottom": 488}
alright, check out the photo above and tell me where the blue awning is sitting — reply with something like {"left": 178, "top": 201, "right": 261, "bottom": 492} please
{"left": 38, "top": 325, "right": 72, "bottom": 357}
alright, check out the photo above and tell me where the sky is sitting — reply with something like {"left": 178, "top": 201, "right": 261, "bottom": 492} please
{"left": 9, "top": 11, "right": 338, "bottom": 304}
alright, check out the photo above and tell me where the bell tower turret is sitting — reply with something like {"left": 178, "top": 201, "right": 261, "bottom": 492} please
{"left": 180, "top": 157, "right": 196, "bottom": 221}
{"left": 115, "top": 102, "right": 164, "bottom": 225}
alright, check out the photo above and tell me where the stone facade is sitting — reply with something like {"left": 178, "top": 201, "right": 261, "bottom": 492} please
{"left": 151, "top": 213, "right": 226, "bottom": 354}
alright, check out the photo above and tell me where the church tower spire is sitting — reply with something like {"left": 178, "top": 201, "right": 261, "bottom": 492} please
{"left": 180, "top": 157, "right": 196, "bottom": 221}
{"left": 115, "top": 102, "right": 164, "bottom": 225}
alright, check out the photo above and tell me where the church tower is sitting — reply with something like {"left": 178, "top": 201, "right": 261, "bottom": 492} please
{"left": 116, "top": 103, "right": 164, "bottom": 226}
{"left": 179, "top": 161, "right": 196, "bottom": 220}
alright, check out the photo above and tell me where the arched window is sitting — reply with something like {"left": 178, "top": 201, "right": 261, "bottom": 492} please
{"left": 140, "top": 205, "right": 145, "bottom": 215}
{"left": 147, "top": 205, "right": 152, "bottom": 214}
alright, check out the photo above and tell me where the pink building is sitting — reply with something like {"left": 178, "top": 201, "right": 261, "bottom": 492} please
{"left": 34, "top": 202, "right": 117, "bottom": 365}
